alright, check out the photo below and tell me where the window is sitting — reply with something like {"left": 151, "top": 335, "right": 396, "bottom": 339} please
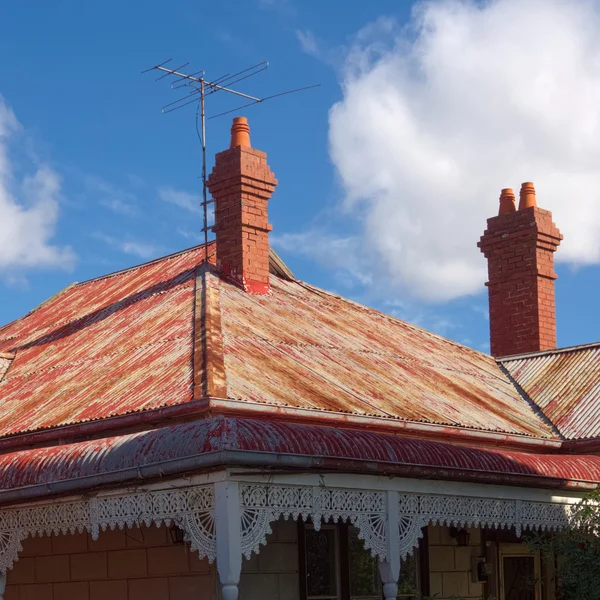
{"left": 499, "top": 544, "right": 542, "bottom": 600}
{"left": 305, "top": 525, "right": 340, "bottom": 600}
{"left": 300, "top": 522, "right": 422, "bottom": 600}
{"left": 348, "top": 527, "right": 381, "bottom": 599}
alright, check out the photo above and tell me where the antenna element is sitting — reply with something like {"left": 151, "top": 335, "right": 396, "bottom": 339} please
{"left": 144, "top": 60, "right": 319, "bottom": 259}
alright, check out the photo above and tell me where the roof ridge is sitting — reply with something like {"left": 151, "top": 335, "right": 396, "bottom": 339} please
{"left": 0, "top": 282, "right": 78, "bottom": 342}
{"left": 290, "top": 279, "right": 493, "bottom": 360}
{"left": 497, "top": 363, "right": 565, "bottom": 440}
{"left": 499, "top": 340, "right": 600, "bottom": 361}
{"left": 75, "top": 242, "right": 215, "bottom": 287}
{"left": 193, "top": 265, "right": 227, "bottom": 399}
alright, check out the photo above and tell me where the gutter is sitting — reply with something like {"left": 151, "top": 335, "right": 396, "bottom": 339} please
{"left": 563, "top": 439, "right": 600, "bottom": 454}
{"left": 0, "top": 397, "right": 564, "bottom": 455}
{"left": 0, "top": 398, "right": 212, "bottom": 453}
{"left": 0, "top": 448, "right": 597, "bottom": 508}
{"left": 207, "top": 398, "right": 564, "bottom": 452}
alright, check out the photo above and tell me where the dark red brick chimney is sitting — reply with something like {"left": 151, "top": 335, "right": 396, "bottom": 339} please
{"left": 478, "top": 183, "right": 563, "bottom": 357}
{"left": 207, "top": 117, "right": 277, "bottom": 294}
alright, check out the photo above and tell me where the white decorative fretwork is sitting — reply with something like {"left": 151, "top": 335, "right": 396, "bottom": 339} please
{"left": 0, "top": 480, "right": 581, "bottom": 575}
{"left": 239, "top": 484, "right": 388, "bottom": 560}
{"left": 0, "top": 485, "right": 215, "bottom": 573}
{"left": 237, "top": 483, "right": 576, "bottom": 562}
{"left": 393, "top": 493, "right": 574, "bottom": 559}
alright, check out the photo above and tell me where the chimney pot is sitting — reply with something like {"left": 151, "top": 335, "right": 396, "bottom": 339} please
{"left": 518, "top": 181, "right": 537, "bottom": 210}
{"left": 498, "top": 188, "right": 516, "bottom": 215}
{"left": 230, "top": 116, "right": 251, "bottom": 148}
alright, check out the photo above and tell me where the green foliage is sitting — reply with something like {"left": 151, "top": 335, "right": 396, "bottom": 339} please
{"left": 526, "top": 489, "right": 600, "bottom": 600}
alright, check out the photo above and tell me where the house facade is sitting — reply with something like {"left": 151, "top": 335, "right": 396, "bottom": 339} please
{"left": 0, "top": 117, "right": 598, "bottom": 600}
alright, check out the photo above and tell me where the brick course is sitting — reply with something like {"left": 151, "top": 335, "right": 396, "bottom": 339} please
{"left": 207, "top": 118, "right": 277, "bottom": 295}
{"left": 5, "top": 525, "right": 216, "bottom": 600}
{"left": 428, "top": 525, "right": 483, "bottom": 599}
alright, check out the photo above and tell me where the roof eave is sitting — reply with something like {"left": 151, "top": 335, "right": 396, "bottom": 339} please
{"left": 0, "top": 448, "right": 597, "bottom": 510}
{"left": 207, "top": 397, "right": 563, "bottom": 451}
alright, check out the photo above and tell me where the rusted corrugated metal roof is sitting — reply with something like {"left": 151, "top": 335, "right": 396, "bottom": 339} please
{"left": 2, "top": 242, "right": 596, "bottom": 443}
{"left": 501, "top": 343, "right": 600, "bottom": 440}
{"left": 0, "top": 247, "right": 205, "bottom": 436}
{"left": 0, "top": 417, "right": 599, "bottom": 495}
{"left": 220, "top": 277, "right": 555, "bottom": 438}
{"left": 0, "top": 354, "right": 13, "bottom": 383}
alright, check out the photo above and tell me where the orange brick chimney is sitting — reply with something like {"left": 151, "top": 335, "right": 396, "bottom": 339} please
{"left": 478, "top": 183, "right": 563, "bottom": 357}
{"left": 207, "top": 117, "right": 278, "bottom": 294}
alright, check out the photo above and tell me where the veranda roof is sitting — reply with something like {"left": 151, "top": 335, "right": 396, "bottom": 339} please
{"left": 0, "top": 417, "right": 598, "bottom": 505}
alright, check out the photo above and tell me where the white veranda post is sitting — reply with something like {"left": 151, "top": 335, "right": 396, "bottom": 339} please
{"left": 378, "top": 491, "right": 401, "bottom": 600}
{"left": 215, "top": 481, "right": 243, "bottom": 600}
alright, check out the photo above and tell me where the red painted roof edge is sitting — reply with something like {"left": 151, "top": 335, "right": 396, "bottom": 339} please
{"left": 561, "top": 438, "right": 600, "bottom": 453}
{"left": 0, "top": 417, "right": 598, "bottom": 507}
{"left": 207, "top": 398, "right": 563, "bottom": 450}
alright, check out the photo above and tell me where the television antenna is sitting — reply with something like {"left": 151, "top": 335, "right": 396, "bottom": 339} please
{"left": 143, "top": 59, "right": 319, "bottom": 256}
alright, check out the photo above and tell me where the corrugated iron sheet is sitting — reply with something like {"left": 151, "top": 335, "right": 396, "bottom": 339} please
{"left": 0, "top": 248, "right": 206, "bottom": 436}
{"left": 220, "top": 278, "right": 556, "bottom": 438}
{"left": 0, "top": 355, "right": 12, "bottom": 382}
{"left": 2, "top": 242, "right": 592, "bottom": 442}
{"left": 502, "top": 344, "right": 600, "bottom": 440}
{"left": 1, "top": 417, "right": 599, "bottom": 492}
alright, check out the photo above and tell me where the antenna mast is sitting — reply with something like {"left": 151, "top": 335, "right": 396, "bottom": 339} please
{"left": 144, "top": 59, "right": 319, "bottom": 258}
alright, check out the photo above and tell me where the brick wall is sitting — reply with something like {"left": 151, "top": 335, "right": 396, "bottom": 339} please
{"left": 207, "top": 118, "right": 278, "bottom": 295}
{"left": 5, "top": 524, "right": 215, "bottom": 600}
{"left": 428, "top": 526, "right": 484, "bottom": 599}
{"left": 236, "top": 518, "right": 299, "bottom": 600}
{"left": 478, "top": 195, "right": 563, "bottom": 357}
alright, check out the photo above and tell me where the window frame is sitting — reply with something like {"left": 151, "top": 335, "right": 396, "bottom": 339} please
{"left": 298, "top": 520, "right": 428, "bottom": 600}
{"left": 498, "top": 543, "right": 542, "bottom": 600}
{"left": 300, "top": 522, "right": 344, "bottom": 600}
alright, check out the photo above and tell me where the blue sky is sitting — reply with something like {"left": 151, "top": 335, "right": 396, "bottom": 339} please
{"left": 1, "top": 0, "right": 599, "bottom": 352}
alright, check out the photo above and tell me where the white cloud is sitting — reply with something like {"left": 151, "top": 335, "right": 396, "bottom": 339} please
{"left": 271, "top": 231, "right": 373, "bottom": 288}
{"left": 101, "top": 197, "right": 138, "bottom": 217}
{"left": 0, "top": 97, "right": 74, "bottom": 275}
{"left": 158, "top": 186, "right": 202, "bottom": 214}
{"left": 327, "top": 0, "right": 600, "bottom": 302}
{"left": 177, "top": 228, "right": 203, "bottom": 242}
{"left": 121, "top": 241, "right": 159, "bottom": 259}
{"left": 82, "top": 175, "right": 139, "bottom": 217}
{"left": 296, "top": 30, "right": 320, "bottom": 58}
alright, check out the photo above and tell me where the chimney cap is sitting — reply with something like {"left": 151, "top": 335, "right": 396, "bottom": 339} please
{"left": 498, "top": 188, "right": 516, "bottom": 215}
{"left": 230, "top": 116, "right": 251, "bottom": 148}
{"left": 519, "top": 181, "right": 537, "bottom": 210}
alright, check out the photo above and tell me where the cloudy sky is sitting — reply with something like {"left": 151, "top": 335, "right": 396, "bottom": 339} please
{"left": 1, "top": 0, "right": 600, "bottom": 351}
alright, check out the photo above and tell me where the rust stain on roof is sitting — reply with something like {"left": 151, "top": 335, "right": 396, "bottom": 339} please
{"left": 193, "top": 264, "right": 227, "bottom": 399}
{"left": 0, "top": 247, "right": 207, "bottom": 436}
{"left": 0, "top": 354, "right": 13, "bottom": 383}
{"left": 0, "top": 242, "right": 594, "bottom": 444}
{"left": 1, "top": 417, "right": 600, "bottom": 493}
{"left": 502, "top": 343, "right": 600, "bottom": 440}
{"left": 219, "top": 277, "right": 556, "bottom": 438}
